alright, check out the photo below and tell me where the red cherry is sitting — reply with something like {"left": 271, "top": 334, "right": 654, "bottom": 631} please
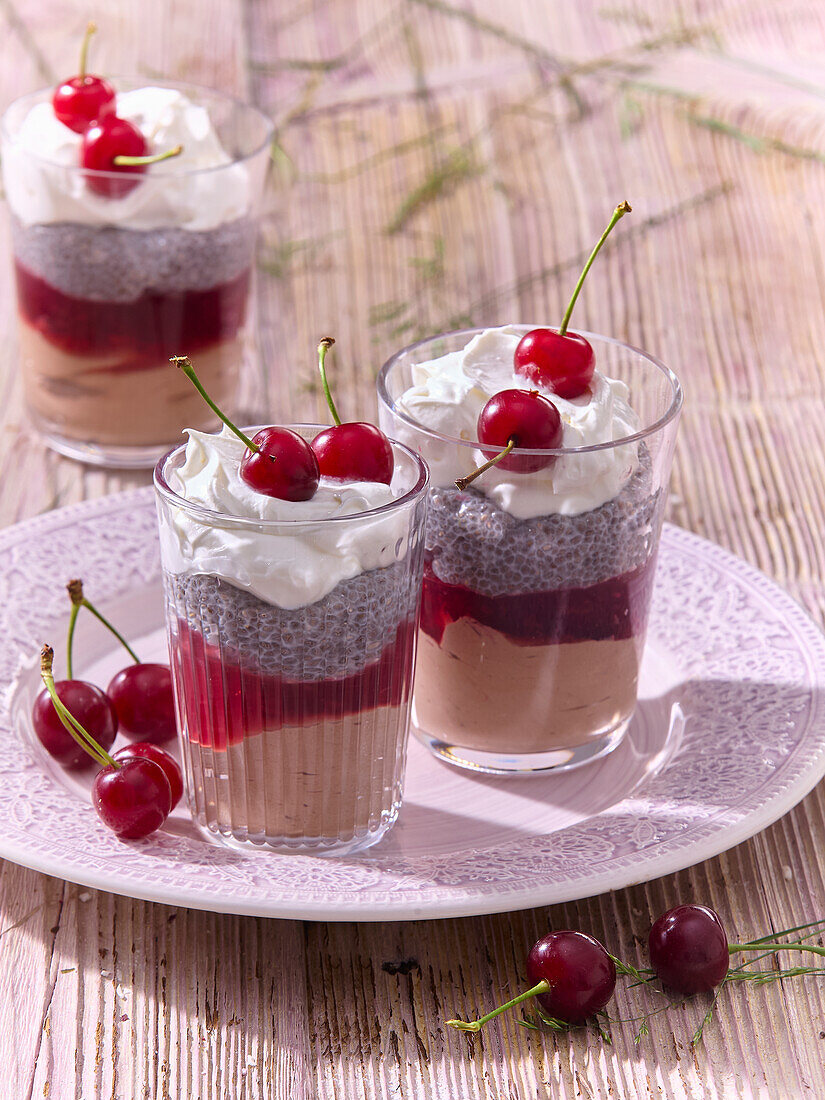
{"left": 92, "top": 757, "right": 172, "bottom": 839}
{"left": 526, "top": 931, "right": 617, "bottom": 1023}
{"left": 240, "top": 426, "right": 320, "bottom": 501}
{"left": 514, "top": 328, "right": 595, "bottom": 400}
{"left": 81, "top": 115, "right": 147, "bottom": 198}
{"left": 113, "top": 742, "right": 183, "bottom": 809}
{"left": 648, "top": 905, "right": 730, "bottom": 994}
{"left": 477, "top": 389, "right": 562, "bottom": 473}
{"left": 31, "top": 680, "right": 117, "bottom": 769}
{"left": 107, "top": 663, "right": 176, "bottom": 744}
{"left": 311, "top": 423, "right": 394, "bottom": 484}
{"left": 53, "top": 75, "right": 115, "bottom": 134}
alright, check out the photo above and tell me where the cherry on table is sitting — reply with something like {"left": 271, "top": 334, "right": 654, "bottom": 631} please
{"left": 52, "top": 22, "right": 115, "bottom": 134}
{"left": 32, "top": 679, "right": 117, "bottom": 769}
{"left": 477, "top": 388, "right": 562, "bottom": 473}
{"left": 92, "top": 757, "right": 172, "bottom": 840}
{"left": 107, "top": 663, "right": 176, "bottom": 744}
{"left": 113, "top": 742, "right": 183, "bottom": 809}
{"left": 526, "top": 931, "right": 617, "bottom": 1023}
{"left": 310, "top": 337, "right": 394, "bottom": 484}
{"left": 648, "top": 904, "right": 730, "bottom": 994}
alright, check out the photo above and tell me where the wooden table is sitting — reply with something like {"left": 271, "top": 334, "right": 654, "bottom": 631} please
{"left": 2, "top": 1, "right": 824, "bottom": 1095}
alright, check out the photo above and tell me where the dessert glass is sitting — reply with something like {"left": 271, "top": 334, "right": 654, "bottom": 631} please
{"left": 1, "top": 80, "right": 273, "bottom": 468}
{"left": 154, "top": 428, "right": 429, "bottom": 855}
{"left": 378, "top": 328, "right": 682, "bottom": 775}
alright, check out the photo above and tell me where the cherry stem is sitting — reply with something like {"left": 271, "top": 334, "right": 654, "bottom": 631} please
{"left": 171, "top": 356, "right": 260, "bottom": 453}
{"left": 66, "top": 578, "right": 139, "bottom": 680}
{"left": 40, "top": 645, "right": 118, "bottom": 770}
{"left": 446, "top": 979, "right": 550, "bottom": 1032}
{"left": 728, "top": 941, "right": 825, "bottom": 960}
{"left": 558, "top": 200, "right": 632, "bottom": 336}
{"left": 114, "top": 144, "right": 183, "bottom": 167}
{"left": 79, "top": 21, "right": 96, "bottom": 79}
{"left": 455, "top": 439, "right": 515, "bottom": 491}
{"left": 317, "top": 337, "right": 342, "bottom": 427}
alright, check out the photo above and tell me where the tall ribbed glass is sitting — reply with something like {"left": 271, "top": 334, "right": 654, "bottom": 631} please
{"left": 154, "top": 429, "right": 428, "bottom": 854}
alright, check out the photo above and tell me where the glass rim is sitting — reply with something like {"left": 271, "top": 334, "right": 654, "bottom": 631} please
{"left": 377, "top": 326, "right": 683, "bottom": 457}
{"left": 0, "top": 77, "right": 276, "bottom": 181}
{"left": 153, "top": 424, "right": 430, "bottom": 529}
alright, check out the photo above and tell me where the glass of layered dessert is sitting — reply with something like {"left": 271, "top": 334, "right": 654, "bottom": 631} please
{"left": 378, "top": 324, "right": 681, "bottom": 774}
{"left": 154, "top": 418, "right": 428, "bottom": 854}
{"left": 1, "top": 73, "right": 272, "bottom": 467}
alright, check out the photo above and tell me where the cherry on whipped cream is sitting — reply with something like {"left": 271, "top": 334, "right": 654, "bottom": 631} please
{"left": 514, "top": 201, "right": 631, "bottom": 400}
{"left": 82, "top": 115, "right": 182, "bottom": 199}
{"left": 52, "top": 22, "right": 115, "bottom": 135}
{"left": 172, "top": 355, "right": 320, "bottom": 501}
{"left": 455, "top": 389, "right": 562, "bottom": 490}
{"left": 311, "top": 337, "right": 394, "bottom": 484}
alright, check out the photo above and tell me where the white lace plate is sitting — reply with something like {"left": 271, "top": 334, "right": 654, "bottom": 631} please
{"left": 1, "top": 489, "right": 824, "bottom": 920}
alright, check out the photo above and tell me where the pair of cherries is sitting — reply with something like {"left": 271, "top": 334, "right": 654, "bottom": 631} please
{"left": 448, "top": 902, "right": 825, "bottom": 1032}
{"left": 173, "top": 337, "right": 395, "bottom": 500}
{"left": 32, "top": 583, "right": 181, "bottom": 840}
{"left": 458, "top": 202, "right": 632, "bottom": 490}
{"left": 52, "top": 23, "right": 181, "bottom": 198}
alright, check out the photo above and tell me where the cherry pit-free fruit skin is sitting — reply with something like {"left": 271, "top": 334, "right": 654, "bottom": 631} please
{"left": 526, "top": 931, "right": 617, "bottom": 1023}
{"left": 113, "top": 742, "right": 183, "bottom": 809}
{"left": 476, "top": 388, "right": 563, "bottom": 474}
{"left": 107, "top": 663, "right": 176, "bottom": 744}
{"left": 32, "top": 680, "right": 117, "bottom": 768}
{"left": 92, "top": 756, "right": 172, "bottom": 839}
{"left": 648, "top": 904, "right": 730, "bottom": 994}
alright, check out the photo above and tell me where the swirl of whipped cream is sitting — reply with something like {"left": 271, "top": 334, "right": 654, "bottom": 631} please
{"left": 157, "top": 427, "right": 411, "bottom": 610}
{"left": 390, "top": 325, "right": 640, "bottom": 519}
{"left": 3, "top": 87, "right": 250, "bottom": 231}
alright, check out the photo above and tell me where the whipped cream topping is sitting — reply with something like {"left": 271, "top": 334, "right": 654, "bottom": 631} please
{"left": 3, "top": 87, "right": 250, "bottom": 230}
{"left": 158, "top": 427, "right": 410, "bottom": 610}
{"left": 390, "top": 326, "right": 640, "bottom": 519}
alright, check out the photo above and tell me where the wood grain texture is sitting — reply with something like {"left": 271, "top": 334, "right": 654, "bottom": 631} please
{"left": 1, "top": 0, "right": 824, "bottom": 1096}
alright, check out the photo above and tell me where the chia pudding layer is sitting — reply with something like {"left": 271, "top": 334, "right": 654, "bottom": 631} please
{"left": 12, "top": 214, "right": 255, "bottom": 446}
{"left": 414, "top": 447, "right": 665, "bottom": 755}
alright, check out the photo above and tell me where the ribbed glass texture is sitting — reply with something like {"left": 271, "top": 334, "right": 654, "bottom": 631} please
{"left": 154, "top": 428, "right": 428, "bottom": 854}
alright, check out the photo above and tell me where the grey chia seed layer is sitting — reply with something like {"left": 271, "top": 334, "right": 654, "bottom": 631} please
{"left": 428, "top": 445, "right": 662, "bottom": 597}
{"left": 10, "top": 214, "right": 256, "bottom": 302}
{"left": 165, "top": 560, "right": 420, "bottom": 682}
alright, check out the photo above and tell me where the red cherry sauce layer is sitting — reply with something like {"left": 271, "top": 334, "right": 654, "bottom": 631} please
{"left": 169, "top": 618, "right": 417, "bottom": 751}
{"left": 14, "top": 259, "right": 250, "bottom": 372}
{"left": 420, "top": 555, "right": 657, "bottom": 647}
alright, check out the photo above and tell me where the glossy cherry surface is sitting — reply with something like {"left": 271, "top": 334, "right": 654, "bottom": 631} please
{"left": 240, "top": 426, "right": 320, "bottom": 500}
{"left": 311, "top": 422, "right": 394, "bottom": 484}
{"left": 526, "top": 931, "right": 617, "bottom": 1023}
{"left": 514, "top": 327, "right": 595, "bottom": 401}
{"left": 477, "top": 388, "right": 563, "bottom": 473}
{"left": 32, "top": 680, "right": 117, "bottom": 769}
{"left": 53, "top": 75, "right": 115, "bottom": 134}
{"left": 92, "top": 757, "right": 172, "bottom": 839}
{"left": 648, "top": 904, "right": 730, "bottom": 994}
{"left": 113, "top": 742, "right": 183, "bottom": 809}
{"left": 107, "top": 663, "right": 176, "bottom": 744}
{"left": 81, "top": 116, "right": 147, "bottom": 198}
